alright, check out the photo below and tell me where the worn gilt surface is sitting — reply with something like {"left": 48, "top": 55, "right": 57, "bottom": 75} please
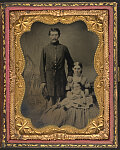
{"left": 9, "top": 9, "right": 109, "bottom": 140}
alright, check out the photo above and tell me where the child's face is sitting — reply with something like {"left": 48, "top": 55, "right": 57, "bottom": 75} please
{"left": 73, "top": 65, "right": 82, "bottom": 76}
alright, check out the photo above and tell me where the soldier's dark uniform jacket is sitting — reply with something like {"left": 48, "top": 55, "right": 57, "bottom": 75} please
{"left": 40, "top": 41, "right": 74, "bottom": 97}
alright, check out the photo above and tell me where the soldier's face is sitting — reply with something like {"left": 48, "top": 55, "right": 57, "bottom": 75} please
{"left": 49, "top": 31, "right": 59, "bottom": 43}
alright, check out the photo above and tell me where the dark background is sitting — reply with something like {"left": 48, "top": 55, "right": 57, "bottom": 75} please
{"left": 0, "top": 0, "right": 120, "bottom": 149}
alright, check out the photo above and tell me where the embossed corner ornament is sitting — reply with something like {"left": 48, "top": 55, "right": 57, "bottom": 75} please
{"left": 9, "top": 9, "right": 109, "bottom": 141}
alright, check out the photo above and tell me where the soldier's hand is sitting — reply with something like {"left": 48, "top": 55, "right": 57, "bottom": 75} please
{"left": 40, "top": 83, "right": 46, "bottom": 90}
{"left": 67, "top": 76, "right": 73, "bottom": 82}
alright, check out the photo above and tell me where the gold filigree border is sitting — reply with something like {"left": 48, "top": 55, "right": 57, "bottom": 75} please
{"left": 113, "top": 3, "right": 118, "bottom": 147}
{"left": 5, "top": 2, "right": 117, "bottom": 7}
{"left": 2, "top": 5, "right": 6, "bottom": 148}
{"left": 9, "top": 9, "right": 109, "bottom": 140}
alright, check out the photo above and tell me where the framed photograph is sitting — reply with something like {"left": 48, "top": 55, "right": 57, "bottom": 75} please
{"left": 0, "top": 1, "right": 118, "bottom": 148}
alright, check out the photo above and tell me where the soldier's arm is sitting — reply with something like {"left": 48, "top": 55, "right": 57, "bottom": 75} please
{"left": 65, "top": 47, "right": 74, "bottom": 76}
{"left": 40, "top": 48, "right": 46, "bottom": 83}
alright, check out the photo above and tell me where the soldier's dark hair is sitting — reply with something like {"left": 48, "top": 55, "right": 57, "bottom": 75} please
{"left": 48, "top": 28, "right": 61, "bottom": 37}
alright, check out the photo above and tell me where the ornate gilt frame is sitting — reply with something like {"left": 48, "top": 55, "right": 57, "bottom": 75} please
{"left": 1, "top": 2, "right": 118, "bottom": 148}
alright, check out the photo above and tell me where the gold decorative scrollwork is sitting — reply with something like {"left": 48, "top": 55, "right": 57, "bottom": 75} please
{"left": 9, "top": 9, "right": 109, "bottom": 140}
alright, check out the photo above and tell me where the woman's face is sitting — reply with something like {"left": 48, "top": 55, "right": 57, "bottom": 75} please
{"left": 73, "top": 65, "right": 82, "bottom": 76}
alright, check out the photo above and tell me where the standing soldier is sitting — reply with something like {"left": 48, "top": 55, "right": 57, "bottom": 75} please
{"left": 40, "top": 28, "right": 74, "bottom": 105}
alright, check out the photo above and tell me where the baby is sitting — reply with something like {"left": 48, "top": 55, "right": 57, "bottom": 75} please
{"left": 67, "top": 83, "right": 85, "bottom": 100}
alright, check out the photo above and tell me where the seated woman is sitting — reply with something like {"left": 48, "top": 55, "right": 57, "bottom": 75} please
{"left": 39, "top": 62, "right": 99, "bottom": 129}
{"left": 60, "top": 62, "right": 93, "bottom": 108}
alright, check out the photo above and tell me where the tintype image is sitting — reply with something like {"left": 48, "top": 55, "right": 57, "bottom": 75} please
{"left": 20, "top": 21, "right": 99, "bottom": 129}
